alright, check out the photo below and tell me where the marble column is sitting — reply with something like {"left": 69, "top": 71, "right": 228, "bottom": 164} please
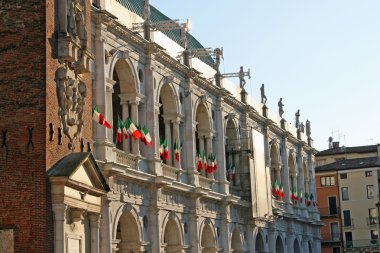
{"left": 106, "top": 80, "right": 115, "bottom": 144}
{"left": 234, "top": 152, "right": 241, "bottom": 188}
{"left": 89, "top": 213, "right": 101, "bottom": 253}
{"left": 99, "top": 198, "right": 112, "bottom": 253}
{"left": 172, "top": 117, "right": 181, "bottom": 169}
{"left": 164, "top": 119, "right": 172, "bottom": 165}
{"left": 280, "top": 140, "right": 291, "bottom": 209}
{"left": 215, "top": 97, "right": 228, "bottom": 194}
{"left": 94, "top": 23, "right": 108, "bottom": 146}
{"left": 198, "top": 135, "right": 205, "bottom": 176}
{"left": 52, "top": 204, "right": 67, "bottom": 253}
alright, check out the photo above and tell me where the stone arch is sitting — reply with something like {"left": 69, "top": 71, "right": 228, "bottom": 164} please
{"left": 108, "top": 52, "right": 139, "bottom": 90}
{"left": 269, "top": 142, "right": 281, "bottom": 191}
{"left": 275, "top": 235, "right": 284, "bottom": 253}
{"left": 200, "top": 219, "right": 217, "bottom": 253}
{"left": 161, "top": 212, "right": 184, "bottom": 253}
{"left": 255, "top": 231, "right": 265, "bottom": 253}
{"left": 225, "top": 118, "right": 239, "bottom": 185}
{"left": 293, "top": 238, "right": 301, "bottom": 253}
{"left": 111, "top": 57, "right": 139, "bottom": 152}
{"left": 157, "top": 81, "right": 181, "bottom": 165}
{"left": 112, "top": 204, "right": 143, "bottom": 252}
{"left": 194, "top": 102, "right": 214, "bottom": 177}
{"left": 231, "top": 227, "right": 243, "bottom": 253}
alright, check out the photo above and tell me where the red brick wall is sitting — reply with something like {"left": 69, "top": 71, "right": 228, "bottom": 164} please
{"left": 46, "top": 0, "right": 93, "bottom": 169}
{"left": 0, "top": 1, "right": 52, "bottom": 252}
{"left": 0, "top": 0, "right": 93, "bottom": 252}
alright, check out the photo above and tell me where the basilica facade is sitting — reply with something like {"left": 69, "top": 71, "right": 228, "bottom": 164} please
{"left": 0, "top": 0, "right": 321, "bottom": 253}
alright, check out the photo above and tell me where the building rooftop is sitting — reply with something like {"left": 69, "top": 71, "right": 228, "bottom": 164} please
{"left": 316, "top": 144, "right": 378, "bottom": 157}
{"left": 117, "top": 0, "right": 214, "bottom": 66}
{"left": 315, "top": 157, "right": 380, "bottom": 173}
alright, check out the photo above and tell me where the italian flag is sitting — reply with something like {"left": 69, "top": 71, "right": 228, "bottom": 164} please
{"left": 160, "top": 138, "right": 169, "bottom": 160}
{"left": 213, "top": 154, "right": 217, "bottom": 171}
{"left": 116, "top": 116, "right": 123, "bottom": 143}
{"left": 125, "top": 118, "right": 142, "bottom": 140}
{"left": 197, "top": 151, "right": 204, "bottom": 171}
{"left": 203, "top": 152, "right": 208, "bottom": 170}
{"left": 305, "top": 192, "right": 311, "bottom": 206}
{"left": 173, "top": 139, "right": 180, "bottom": 162}
{"left": 206, "top": 154, "right": 213, "bottom": 174}
{"left": 298, "top": 192, "right": 303, "bottom": 204}
{"left": 273, "top": 179, "right": 280, "bottom": 197}
{"left": 92, "top": 105, "right": 111, "bottom": 128}
{"left": 141, "top": 125, "right": 153, "bottom": 147}
{"left": 279, "top": 184, "right": 285, "bottom": 199}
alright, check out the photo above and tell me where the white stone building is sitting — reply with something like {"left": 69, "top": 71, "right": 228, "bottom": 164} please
{"left": 89, "top": 0, "right": 322, "bottom": 252}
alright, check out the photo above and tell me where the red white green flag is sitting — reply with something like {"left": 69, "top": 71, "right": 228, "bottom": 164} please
{"left": 203, "top": 152, "right": 208, "bottom": 170}
{"left": 162, "top": 138, "right": 169, "bottom": 160}
{"left": 141, "top": 125, "right": 153, "bottom": 147}
{"left": 92, "top": 105, "right": 111, "bottom": 128}
{"left": 279, "top": 184, "right": 285, "bottom": 199}
{"left": 174, "top": 139, "right": 180, "bottom": 162}
{"left": 159, "top": 137, "right": 163, "bottom": 157}
{"left": 197, "top": 151, "right": 204, "bottom": 171}
{"left": 125, "top": 118, "right": 142, "bottom": 140}
{"left": 273, "top": 179, "right": 280, "bottom": 197}
{"left": 213, "top": 154, "right": 217, "bottom": 171}
{"left": 117, "top": 116, "right": 123, "bottom": 143}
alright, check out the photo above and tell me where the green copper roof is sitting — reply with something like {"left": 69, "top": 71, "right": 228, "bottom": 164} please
{"left": 116, "top": 0, "right": 214, "bottom": 66}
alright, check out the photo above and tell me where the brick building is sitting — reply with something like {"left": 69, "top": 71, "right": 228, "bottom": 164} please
{"left": 0, "top": 0, "right": 322, "bottom": 252}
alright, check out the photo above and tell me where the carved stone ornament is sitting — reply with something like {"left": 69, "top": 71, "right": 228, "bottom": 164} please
{"left": 56, "top": 64, "right": 87, "bottom": 149}
{"left": 67, "top": 0, "right": 88, "bottom": 47}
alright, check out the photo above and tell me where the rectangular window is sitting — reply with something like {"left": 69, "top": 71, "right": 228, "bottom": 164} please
{"left": 343, "top": 210, "right": 352, "bottom": 226}
{"left": 328, "top": 196, "right": 338, "bottom": 215}
{"left": 371, "top": 230, "right": 379, "bottom": 240}
{"left": 331, "top": 222, "right": 339, "bottom": 241}
{"left": 341, "top": 187, "right": 349, "bottom": 201}
{"left": 345, "top": 231, "right": 353, "bottom": 248}
{"left": 332, "top": 247, "right": 341, "bottom": 253}
{"left": 367, "top": 185, "right": 375, "bottom": 199}
{"left": 340, "top": 173, "right": 347, "bottom": 179}
{"left": 369, "top": 208, "right": 378, "bottom": 225}
{"left": 366, "top": 171, "right": 373, "bottom": 177}
{"left": 320, "top": 176, "right": 335, "bottom": 186}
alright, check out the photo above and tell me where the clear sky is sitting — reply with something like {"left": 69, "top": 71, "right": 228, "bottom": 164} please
{"left": 150, "top": 0, "right": 380, "bottom": 151}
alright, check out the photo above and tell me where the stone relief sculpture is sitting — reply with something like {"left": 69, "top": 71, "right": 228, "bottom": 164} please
{"left": 56, "top": 63, "right": 87, "bottom": 149}
{"left": 278, "top": 98, "right": 284, "bottom": 117}
{"left": 67, "top": 0, "right": 87, "bottom": 47}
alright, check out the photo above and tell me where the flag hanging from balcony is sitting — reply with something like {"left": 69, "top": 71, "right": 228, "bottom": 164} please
{"left": 203, "top": 152, "right": 208, "bottom": 170}
{"left": 159, "top": 137, "right": 163, "bottom": 157}
{"left": 206, "top": 153, "right": 215, "bottom": 174}
{"left": 174, "top": 139, "right": 180, "bottom": 162}
{"left": 273, "top": 179, "right": 280, "bottom": 197}
{"left": 305, "top": 192, "right": 311, "bottom": 206}
{"left": 279, "top": 184, "right": 285, "bottom": 199}
{"left": 141, "top": 125, "right": 153, "bottom": 147}
{"left": 213, "top": 154, "right": 217, "bottom": 171}
{"left": 92, "top": 105, "right": 111, "bottom": 128}
{"left": 159, "top": 138, "right": 169, "bottom": 160}
{"left": 197, "top": 150, "right": 205, "bottom": 171}
{"left": 298, "top": 192, "right": 303, "bottom": 204}
{"left": 310, "top": 193, "right": 315, "bottom": 206}
{"left": 125, "top": 118, "right": 142, "bottom": 140}
{"left": 116, "top": 116, "right": 124, "bottom": 143}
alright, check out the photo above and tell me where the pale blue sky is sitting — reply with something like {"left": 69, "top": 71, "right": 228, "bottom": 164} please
{"left": 150, "top": 0, "right": 380, "bottom": 151}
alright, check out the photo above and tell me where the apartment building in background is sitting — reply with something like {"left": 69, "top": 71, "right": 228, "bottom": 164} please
{"left": 316, "top": 142, "right": 380, "bottom": 253}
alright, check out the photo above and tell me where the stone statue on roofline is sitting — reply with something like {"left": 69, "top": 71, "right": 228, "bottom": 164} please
{"left": 278, "top": 98, "right": 284, "bottom": 117}
{"left": 260, "top": 84, "right": 267, "bottom": 104}
{"left": 306, "top": 120, "right": 311, "bottom": 136}
{"left": 239, "top": 66, "right": 246, "bottom": 89}
{"left": 299, "top": 122, "right": 305, "bottom": 133}
{"left": 295, "top": 109, "right": 300, "bottom": 128}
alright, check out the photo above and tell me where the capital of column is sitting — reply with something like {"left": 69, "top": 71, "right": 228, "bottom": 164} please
{"left": 106, "top": 78, "right": 116, "bottom": 92}
{"left": 52, "top": 203, "right": 68, "bottom": 221}
{"left": 119, "top": 93, "right": 145, "bottom": 105}
{"left": 88, "top": 213, "right": 101, "bottom": 227}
